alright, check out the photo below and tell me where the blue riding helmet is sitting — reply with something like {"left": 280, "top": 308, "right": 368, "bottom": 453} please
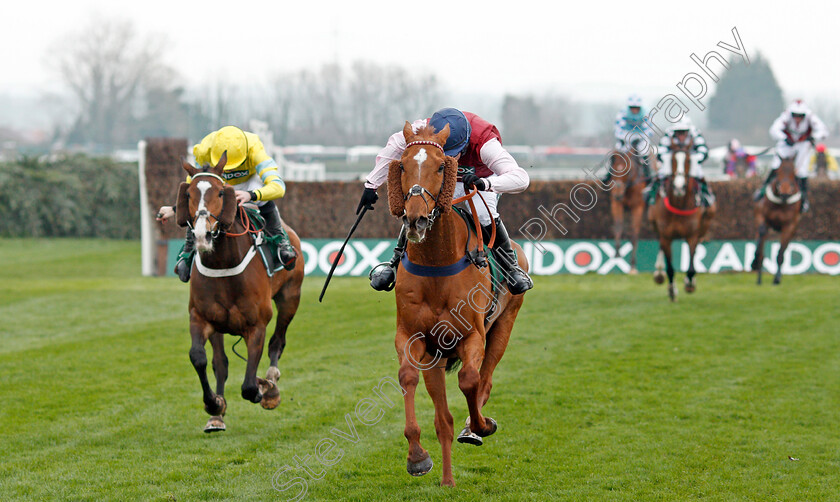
{"left": 429, "top": 108, "right": 471, "bottom": 156}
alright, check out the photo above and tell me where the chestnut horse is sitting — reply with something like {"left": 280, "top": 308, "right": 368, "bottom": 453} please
{"left": 751, "top": 156, "right": 802, "bottom": 285}
{"left": 386, "top": 122, "right": 527, "bottom": 487}
{"left": 174, "top": 154, "right": 304, "bottom": 432}
{"left": 609, "top": 147, "right": 649, "bottom": 273}
{"left": 648, "top": 141, "right": 716, "bottom": 301}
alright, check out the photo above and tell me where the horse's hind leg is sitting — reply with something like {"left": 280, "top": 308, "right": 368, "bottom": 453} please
{"left": 189, "top": 319, "right": 226, "bottom": 431}
{"left": 261, "top": 283, "right": 302, "bottom": 410}
{"left": 205, "top": 332, "right": 228, "bottom": 431}
{"left": 456, "top": 333, "right": 496, "bottom": 441}
{"left": 422, "top": 367, "right": 455, "bottom": 487}
{"left": 395, "top": 329, "right": 433, "bottom": 477}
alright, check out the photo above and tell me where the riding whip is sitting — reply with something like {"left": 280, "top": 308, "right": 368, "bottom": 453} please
{"left": 318, "top": 206, "right": 369, "bottom": 302}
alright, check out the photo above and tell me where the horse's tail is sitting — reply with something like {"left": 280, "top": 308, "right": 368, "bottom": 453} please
{"left": 445, "top": 356, "right": 461, "bottom": 374}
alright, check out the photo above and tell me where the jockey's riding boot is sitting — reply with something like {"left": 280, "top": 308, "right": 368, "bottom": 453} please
{"left": 697, "top": 177, "right": 715, "bottom": 207}
{"left": 798, "top": 177, "right": 810, "bottom": 213}
{"left": 369, "top": 226, "right": 407, "bottom": 292}
{"left": 259, "top": 203, "right": 297, "bottom": 271}
{"left": 643, "top": 177, "right": 660, "bottom": 206}
{"left": 754, "top": 169, "right": 777, "bottom": 201}
{"left": 487, "top": 217, "right": 533, "bottom": 295}
{"left": 174, "top": 229, "right": 195, "bottom": 283}
{"left": 602, "top": 154, "right": 615, "bottom": 184}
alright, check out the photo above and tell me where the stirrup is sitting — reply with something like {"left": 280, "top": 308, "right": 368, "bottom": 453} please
{"left": 277, "top": 244, "right": 297, "bottom": 271}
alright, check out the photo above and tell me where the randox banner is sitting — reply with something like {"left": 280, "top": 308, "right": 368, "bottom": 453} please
{"left": 165, "top": 239, "right": 840, "bottom": 277}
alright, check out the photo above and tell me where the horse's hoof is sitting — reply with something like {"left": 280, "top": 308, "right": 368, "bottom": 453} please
{"left": 773, "top": 276, "right": 781, "bottom": 285}
{"left": 204, "top": 416, "right": 226, "bottom": 433}
{"left": 629, "top": 267, "right": 638, "bottom": 276}
{"left": 668, "top": 285, "right": 677, "bottom": 302}
{"left": 457, "top": 424, "right": 483, "bottom": 446}
{"left": 407, "top": 454, "right": 433, "bottom": 476}
{"left": 257, "top": 378, "right": 280, "bottom": 409}
{"left": 684, "top": 278, "right": 696, "bottom": 293}
{"left": 265, "top": 366, "right": 281, "bottom": 383}
{"left": 204, "top": 395, "right": 227, "bottom": 416}
{"left": 654, "top": 272, "right": 665, "bottom": 284}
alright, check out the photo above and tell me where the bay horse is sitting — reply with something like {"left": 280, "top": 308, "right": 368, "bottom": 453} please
{"left": 386, "top": 122, "right": 528, "bottom": 487}
{"left": 648, "top": 141, "right": 716, "bottom": 301}
{"left": 751, "top": 155, "right": 802, "bottom": 285}
{"left": 609, "top": 145, "right": 650, "bottom": 273}
{"left": 174, "top": 153, "right": 304, "bottom": 432}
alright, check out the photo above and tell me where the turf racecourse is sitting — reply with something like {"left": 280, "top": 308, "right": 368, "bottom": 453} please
{"left": 1, "top": 239, "right": 838, "bottom": 501}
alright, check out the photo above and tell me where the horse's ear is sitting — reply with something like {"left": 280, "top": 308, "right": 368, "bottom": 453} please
{"left": 219, "top": 186, "right": 237, "bottom": 229}
{"left": 212, "top": 151, "right": 227, "bottom": 175}
{"left": 387, "top": 160, "right": 405, "bottom": 216}
{"left": 402, "top": 121, "right": 414, "bottom": 143}
{"left": 175, "top": 183, "right": 191, "bottom": 227}
{"left": 435, "top": 123, "right": 451, "bottom": 146}
{"left": 182, "top": 158, "right": 198, "bottom": 178}
{"left": 438, "top": 156, "right": 458, "bottom": 214}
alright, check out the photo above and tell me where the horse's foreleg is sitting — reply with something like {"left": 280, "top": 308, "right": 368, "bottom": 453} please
{"left": 684, "top": 235, "right": 699, "bottom": 293}
{"left": 241, "top": 326, "right": 266, "bottom": 404}
{"left": 661, "top": 239, "right": 677, "bottom": 301}
{"left": 775, "top": 224, "right": 795, "bottom": 285}
{"left": 189, "top": 318, "right": 226, "bottom": 421}
{"left": 422, "top": 367, "right": 455, "bottom": 487}
{"left": 395, "top": 329, "right": 432, "bottom": 476}
{"left": 630, "top": 203, "right": 644, "bottom": 274}
{"left": 752, "top": 223, "right": 768, "bottom": 285}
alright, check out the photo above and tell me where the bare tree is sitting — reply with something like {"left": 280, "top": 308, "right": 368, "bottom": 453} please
{"left": 48, "top": 16, "right": 173, "bottom": 150}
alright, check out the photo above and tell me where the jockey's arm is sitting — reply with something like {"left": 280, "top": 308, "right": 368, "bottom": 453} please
{"left": 364, "top": 119, "right": 426, "bottom": 189}
{"left": 769, "top": 114, "right": 788, "bottom": 143}
{"left": 692, "top": 135, "right": 709, "bottom": 163}
{"left": 479, "top": 139, "right": 529, "bottom": 194}
{"left": 247, "top": 142, "right": 286, "bottom": 202}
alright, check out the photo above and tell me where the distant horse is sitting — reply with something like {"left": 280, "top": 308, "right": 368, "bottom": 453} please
{"left": 751, "top": 155, "right": 802, "bottom": 285}
{"left": 648, "top": 141, "right": 716, "bottom": 301}
{"left": 387, "top": 122, "right": 527, "bottom": 486}
{"left": 174, "top": 154, "right": 304, "bottom": 432}
{"left": 609, "top": 146, "right": 649, "bottom": 273}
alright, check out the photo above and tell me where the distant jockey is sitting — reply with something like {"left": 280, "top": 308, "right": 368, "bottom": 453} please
{"left": 603, "top": 94, "right": 655, "bottom": 184}
{"left": 724, "top": 138, "right": 757, "bottom": 178}
{"left": 755, "top": 100, "right": 829, "bottom": 212}
{"left": 645, "top": 117, "right": 714, "bottom": 207}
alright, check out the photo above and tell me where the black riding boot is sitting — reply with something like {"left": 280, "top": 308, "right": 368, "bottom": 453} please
{"left": 798, "top": 177, "right": 810, "bottom": 213}
{"left": 754, "top": 169, "right": 777, "bottom": 201}
{"left": 259, "top": 203, "right": 297, "bottom": 271}
{"left": 369, "top": 226, "right": 407, "bottom": 292}
{"left": 174, "top": 229, "right": 195, "bottom": 283}
{"left": 485, "top": 217, "right": 533, "bottom": 295}
{"left": 697, "top": 177, "right": 715, "bottom": 207}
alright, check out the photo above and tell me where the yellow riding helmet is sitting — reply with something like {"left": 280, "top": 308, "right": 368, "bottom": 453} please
{"left": 210, "top": 126, "right": 248, "bottom": 170}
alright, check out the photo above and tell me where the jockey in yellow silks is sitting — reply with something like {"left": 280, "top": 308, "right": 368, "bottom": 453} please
{"left": 157, "top": 125, "right": 297, "bottom": 282}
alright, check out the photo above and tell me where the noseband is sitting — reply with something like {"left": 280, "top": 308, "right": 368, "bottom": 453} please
{"left": 189, "top": 172, "right": 226, "bottom": 238}
{"left": 402, "top": 140, "right": 447, "bottom": 226}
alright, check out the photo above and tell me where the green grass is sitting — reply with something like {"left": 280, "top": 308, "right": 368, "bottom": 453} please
{"left": 1, "top": 238, "right": 838, "bottom": 501}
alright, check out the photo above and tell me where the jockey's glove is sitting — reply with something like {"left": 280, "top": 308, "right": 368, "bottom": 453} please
{"left": 357, "top": 187, "right": 378, "bottom": 214}
{"left": 461, "top": 173, "right": 489, "bottom": 191}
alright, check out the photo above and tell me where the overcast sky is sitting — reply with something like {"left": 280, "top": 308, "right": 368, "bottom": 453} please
{"left": 2, "top": 0, "right": 837, "bottom": 108}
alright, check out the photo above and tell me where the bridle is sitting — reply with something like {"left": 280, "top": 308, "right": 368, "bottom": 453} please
{"left": 188, "top": 172, "right": 227, "bottom": 239}
{"left": 402, "top": 140, "right": 447, "bottom": 227}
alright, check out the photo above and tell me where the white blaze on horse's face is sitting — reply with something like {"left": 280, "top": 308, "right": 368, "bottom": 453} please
{"left": 673, "top": 152, "right": 686, "bottom": 196}
{"left": 413, "top": 148, "right": 427, "bottom": 177}
{"left": 193, "top": 181, "right": 214, "bottom": 253}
